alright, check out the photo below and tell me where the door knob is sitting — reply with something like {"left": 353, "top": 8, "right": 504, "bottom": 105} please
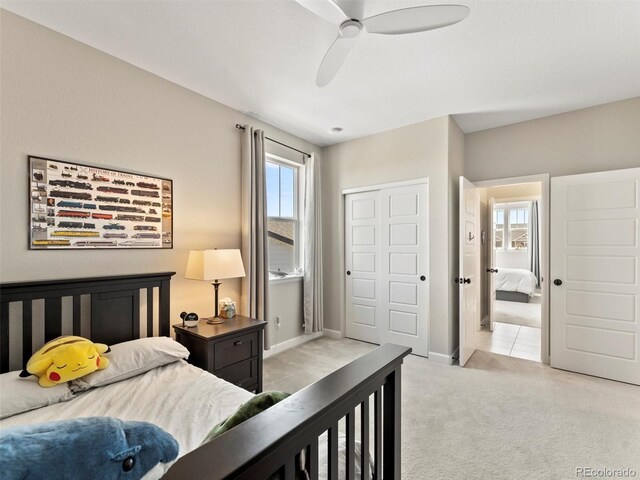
{"left": 420, "top": 275, "right": 426, "bottom": 281}
{"left": 463, "top": 278, "right": 471, "bottom": 284}
{"left": 346, "top": 271, "right": 351, "bottom": 276}
{"left": 485, "top": 268, "right": 498, "bottom": 273}
{"left": 553, "top": 279, "right": 562, "bottom": 286}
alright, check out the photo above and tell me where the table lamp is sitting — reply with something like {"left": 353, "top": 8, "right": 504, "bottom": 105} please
{"left": 185, "top": 249, "right": 246, "bottom": 324}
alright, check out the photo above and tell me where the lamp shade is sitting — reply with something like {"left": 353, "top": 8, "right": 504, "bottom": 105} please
{"left": 185, "top": 249, "right": 246, "bottom": 281}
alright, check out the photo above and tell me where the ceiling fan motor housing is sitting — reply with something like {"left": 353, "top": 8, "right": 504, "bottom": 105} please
{"left": 340, "top": 20, "right": 362, "bottom": 38}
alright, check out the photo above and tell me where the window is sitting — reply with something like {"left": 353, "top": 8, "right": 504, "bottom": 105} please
{"left": 493, "top": 209, "right": 504, "bottom": 249}
{"left": 493, "top": 203, "right": 530, "bottom": 251}
{"left": 265, "top": 156, "right": 303, "bottom": 275}
{"left": 508, "top": 208, "right": 529, "bottom": 250}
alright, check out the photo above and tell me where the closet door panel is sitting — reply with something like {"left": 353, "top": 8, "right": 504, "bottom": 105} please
{"left": 345, "top": 191, "right": 381, "bottom": 344}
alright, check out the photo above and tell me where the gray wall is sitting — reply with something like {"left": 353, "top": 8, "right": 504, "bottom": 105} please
{"left": 465, "top": 97, "right": 640, "bottom": 181}
{"left": 268, "top": 280, "right": 304, "bottom": 345}
{"left": 0, "top": 10, "right": 318, "bottom": 335}
{"left": 321, "top": 116, "right": 459, "bottom": 357}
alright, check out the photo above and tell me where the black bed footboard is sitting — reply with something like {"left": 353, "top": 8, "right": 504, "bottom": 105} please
{"left": 164, "top": 343, "right": 411, "bottom": 480}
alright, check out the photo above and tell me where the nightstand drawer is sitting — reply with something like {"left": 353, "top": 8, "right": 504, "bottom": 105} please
{"left": 215, "top": 358, "right": 258, "bottom": 389}
{"left": 214, "top": 331, "right": 259, "bottom": 370}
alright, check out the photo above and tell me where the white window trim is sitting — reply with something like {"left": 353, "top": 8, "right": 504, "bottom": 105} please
{"left": 266, "top": 153, "right": 305, "bottom": 280}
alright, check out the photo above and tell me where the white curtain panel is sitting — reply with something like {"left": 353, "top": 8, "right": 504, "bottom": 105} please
{"left": 240, "top": 125, "right": 270, "bottom": 349}
{"left": 303, "top": 154, "right": 324, "bottom": 334}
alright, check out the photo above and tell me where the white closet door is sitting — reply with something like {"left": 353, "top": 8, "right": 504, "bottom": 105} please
{"left": 345, "top": 182, "right": 429, "bottom": 356}
{"left": 380, "top": 183, "right": 429, "bottom": 356}
{"left": 550, "top": 167, "right": 640, "bottom": 385}
{"left": 345, "top": 191, "right": 381, "bottom": 344}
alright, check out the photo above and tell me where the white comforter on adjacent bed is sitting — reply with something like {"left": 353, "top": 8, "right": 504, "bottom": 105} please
{"left": 494, "top": 267, "right": 537, "bottom": 297}
{"left": 0, "top": 360, "right": 252, "bottom": 465}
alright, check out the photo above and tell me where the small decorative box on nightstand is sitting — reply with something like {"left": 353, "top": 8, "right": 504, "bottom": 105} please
{"left": 173, "top": 315, "right": 266, "bottom": 393}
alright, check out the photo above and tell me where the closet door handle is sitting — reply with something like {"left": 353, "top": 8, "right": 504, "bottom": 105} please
{"left": 346, "top": 271, "right": 351, "bottom": 276}
{"left": 463, "top": 278, "right": 471, "bottom": 284}
{"left": 420, "top": 275, "right": 426, "bottom": 281}
{"left": 553, "top": 279, "right": 562, "bottom": 286}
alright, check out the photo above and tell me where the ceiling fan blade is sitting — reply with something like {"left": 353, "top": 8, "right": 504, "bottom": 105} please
{"left": 316, "top": 35, "right": 357, "bottom": 87}
{"left": 362, "top": 4, "right": 470, "bottom": 35}
{"left": 293, "top": 0, "right": 349, "bottom": 25}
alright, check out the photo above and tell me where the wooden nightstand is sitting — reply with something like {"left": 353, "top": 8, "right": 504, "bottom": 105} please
{"left": 173, "top": 315, "right": 266, "bottom": 393}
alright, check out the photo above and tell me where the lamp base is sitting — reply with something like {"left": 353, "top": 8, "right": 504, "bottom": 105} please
{"left": 205, "top": 316, "right": 226, "bottom": 325}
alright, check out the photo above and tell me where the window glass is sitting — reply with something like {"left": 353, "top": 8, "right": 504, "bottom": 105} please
{"left": 509, "top": 207, "right": 528, "bottom": 250}
{"left": 266, "top": 162, "right": 280, "bottom": 217}
{"left": 265, "top": 159, "right": 300, "bottom": 275}
{"left": 494, "top": 208, "right": 504, "bottom": 249}
{"left": 280, "top": 166, "right": 294, "bottom": 218}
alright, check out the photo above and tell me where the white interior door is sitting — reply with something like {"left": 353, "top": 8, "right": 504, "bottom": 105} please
{"left": 345, "top": 182, "right": 429, "bottom": 356}
{"left": 345, "top": 191, "right": 380, "bottom": 344}
{"left": 380, "top": 183, "right": 429, "bottom": 356}
{"left": 550, "top": 167, "right": 640, "bottom": 385}
{"left": 459, "top": 177, "right": 481, "bottom": 366}
{"left": 488, "top": 197, "right": 497, "bottom": 331}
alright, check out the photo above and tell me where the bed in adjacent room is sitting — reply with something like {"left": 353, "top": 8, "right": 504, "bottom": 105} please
{"left": 494, "top": 267, "right": 537, "bottom": 303}
{"left": 0, "top": 272, "right": 410, "bottom": 479}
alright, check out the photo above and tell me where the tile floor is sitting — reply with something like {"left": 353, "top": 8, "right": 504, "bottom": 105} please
{"left": 476, "top": 321, "right": 541, "bottom": 362}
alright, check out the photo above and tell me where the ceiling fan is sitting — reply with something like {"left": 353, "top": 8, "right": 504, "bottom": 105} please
{"left": 294, "top": 0, "right": 470, "bottom": 87}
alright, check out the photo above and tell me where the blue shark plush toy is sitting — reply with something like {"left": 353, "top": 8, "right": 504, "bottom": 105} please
{"left": 0, "top": 417, "right": 179, "bottom": 480}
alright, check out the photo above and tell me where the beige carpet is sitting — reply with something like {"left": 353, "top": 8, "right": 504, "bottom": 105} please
{"left": 264, "top": 338, "right": 640, "bottom": 480}
{"left": 494, "top": 294, "right": 541, "bottom": 328}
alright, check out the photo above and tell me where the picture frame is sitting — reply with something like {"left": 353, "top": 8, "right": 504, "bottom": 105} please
{"left": 28, "top": 156, "right": 173, "bottom": 250}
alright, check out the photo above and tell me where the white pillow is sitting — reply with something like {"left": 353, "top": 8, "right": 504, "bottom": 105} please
{"left": 0, "top": 372, "right": 74, "bottom": 419}
{"left": 70, "top": 336, "right": 189, "bottom": 392}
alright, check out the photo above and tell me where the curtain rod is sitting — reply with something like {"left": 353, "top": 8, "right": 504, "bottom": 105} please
{"left": 235, "top": 124, "right": 311, "bottom": 158}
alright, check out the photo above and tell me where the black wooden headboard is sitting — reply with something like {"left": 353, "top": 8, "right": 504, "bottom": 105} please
{"left": 0, "top": 272, "right": 175, "bottom": 373}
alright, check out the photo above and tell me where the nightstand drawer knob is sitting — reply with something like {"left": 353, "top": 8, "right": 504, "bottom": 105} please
{"left": 234, "top": 341, "right": 243, "bottom": 346}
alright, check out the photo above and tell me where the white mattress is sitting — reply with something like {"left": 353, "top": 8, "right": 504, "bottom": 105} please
{"left": 0, "top": 360, "right": 252, "bottom": 460}
{"left": 495, "top": 267, "right": 537, "bottom": 297}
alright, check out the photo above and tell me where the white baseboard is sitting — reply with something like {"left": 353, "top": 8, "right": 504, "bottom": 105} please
{"left": 322, "top": 328, "right": 343, "bottom": 340}
{"left": 429, "top": 349, "right": 458, "bottom": 366}
{"left": 264, "top": 331, "right": 323, "bottom": 359}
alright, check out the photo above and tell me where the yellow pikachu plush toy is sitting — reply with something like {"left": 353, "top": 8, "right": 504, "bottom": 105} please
{"left": 20, "top": 336, "right": 110, "bottom": 387}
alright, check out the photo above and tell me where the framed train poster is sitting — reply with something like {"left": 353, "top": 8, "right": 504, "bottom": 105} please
{"left": 29, "top": 156, "right": 173, "bottom": 249}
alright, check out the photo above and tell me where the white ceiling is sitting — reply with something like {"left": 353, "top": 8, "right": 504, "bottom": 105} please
{"left": 2, "top": 0, "right": 640, "bottom": 146}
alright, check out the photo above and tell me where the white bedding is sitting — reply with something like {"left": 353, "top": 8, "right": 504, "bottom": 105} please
{"left": 0, "top": 360, "right": 252, "bottom": 460}
{"left": 0, "top": 360, "right": 368, "bottom": 479}
{"left": 494, "top": 267, "right": 537, "bottom": 296}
